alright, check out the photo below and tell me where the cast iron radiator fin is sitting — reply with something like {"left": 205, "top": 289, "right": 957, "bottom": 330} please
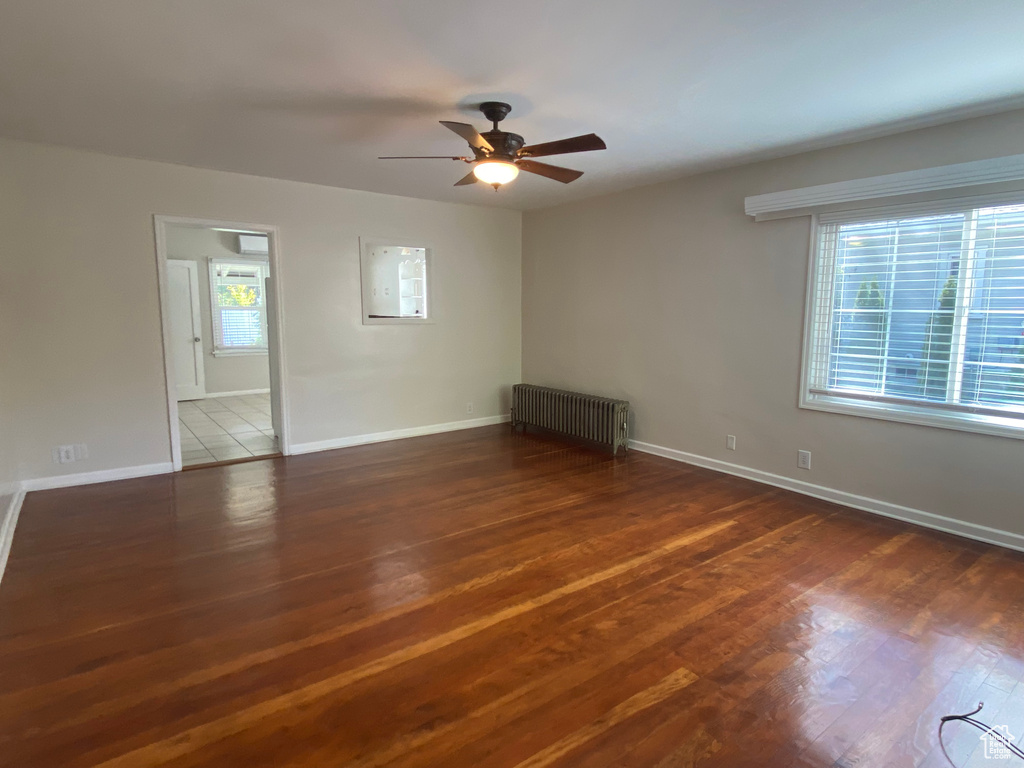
{"left": 510, "top": 384, "right": 629, "bottom": 454}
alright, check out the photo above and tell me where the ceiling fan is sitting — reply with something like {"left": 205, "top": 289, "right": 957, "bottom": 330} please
{"left": 379, "top": 101, "right": 606, "bottom": 190}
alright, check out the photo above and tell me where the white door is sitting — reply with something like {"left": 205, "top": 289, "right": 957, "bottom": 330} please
{"left": 167, "top": 260, "right": 206, "bottom": 400}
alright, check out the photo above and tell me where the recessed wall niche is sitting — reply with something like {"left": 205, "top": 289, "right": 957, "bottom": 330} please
{"left": 359, "top": 239, "right": 432, "bottom": 325}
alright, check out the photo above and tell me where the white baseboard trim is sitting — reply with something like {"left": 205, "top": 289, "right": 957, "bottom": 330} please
{"left": 630, "top": 440, "right": 1024, "bottom": 554}
{"left": 20, "top": 462, "right": 174, "bottom": 492}
{"left": 291, "top": 414, "right": 510, "bottom": 456}
{"left": 0, "top": 490, "right": 26, "bottom": 586}
{"left": 197, "top": 388, "right": 271, "bottom": 399}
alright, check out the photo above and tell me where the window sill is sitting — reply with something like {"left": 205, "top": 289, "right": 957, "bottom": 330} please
{"left": 800, "top": 391, "right": 1024, "bottom": 441}
{"left": 212, "top": 348, "right": 269, "bottom": 358}
{"left": 362, "top": 316, "right": 434, "bottom": 326}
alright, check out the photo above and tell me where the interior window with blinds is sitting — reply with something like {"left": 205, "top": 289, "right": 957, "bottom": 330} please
{"left": 804, "top": 200, "right": 1024, "bottom": 435}
{"left": 208, "top": 259, "right": 269, "bottom": 354}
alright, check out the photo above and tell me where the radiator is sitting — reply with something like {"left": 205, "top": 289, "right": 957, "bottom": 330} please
{"left": 511, "top": 384, "right": 630, "bottom": 454}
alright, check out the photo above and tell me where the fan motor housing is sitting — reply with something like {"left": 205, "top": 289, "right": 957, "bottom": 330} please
{"left": 478, "top": 130, "right": 524, "bottom": 161}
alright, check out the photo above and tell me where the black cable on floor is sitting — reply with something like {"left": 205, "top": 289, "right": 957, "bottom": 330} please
{"left": 939, "top": 702, "right": 1024, "bottom": 766}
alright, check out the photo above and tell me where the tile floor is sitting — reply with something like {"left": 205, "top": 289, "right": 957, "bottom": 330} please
{"left": 178, "top": 394, "right": 279, "bottom": 467}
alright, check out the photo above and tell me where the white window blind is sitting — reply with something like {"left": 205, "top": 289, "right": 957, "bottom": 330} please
{"left": 208, "top": 259, "right": 269, "bottom": 353}
{"left": 804, "top": 199, "right": 1024, "bottom": 435}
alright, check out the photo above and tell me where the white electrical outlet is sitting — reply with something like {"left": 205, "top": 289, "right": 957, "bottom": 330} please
{"left": 726, "top": 435, "right": 736, "bottom": 451}
{"left": 53, "top": 443, "right": 88, "bottom": 464}
{"left": 798, "top": 450, "right": 812, "bottom": 470}
{"left": 466, "top": 402, "right": 474, "bottom": 415}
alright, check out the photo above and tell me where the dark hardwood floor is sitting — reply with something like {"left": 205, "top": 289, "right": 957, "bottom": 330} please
{"left": 1, "top": 425, "right": 1022, "bottom": 767}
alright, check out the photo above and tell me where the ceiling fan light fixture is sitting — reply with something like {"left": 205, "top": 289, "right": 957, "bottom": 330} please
{"left": 473, "top": 160, "right": 519, "bottom": 186}
{"left": 381, "top": 103, "right": 605, "bottom": 190}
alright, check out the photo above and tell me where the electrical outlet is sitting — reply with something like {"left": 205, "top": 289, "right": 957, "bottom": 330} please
{"left": 52, "top": 443, "right": 88, "bottom": 464}
{"left": 466, "top": 402, "right": 474, "bottom": 415}
{"left": 726, "top": 435, "right": 736, "bottom": 451}
{"left": 798, "top": 450, "right": 812, "bottom": 470}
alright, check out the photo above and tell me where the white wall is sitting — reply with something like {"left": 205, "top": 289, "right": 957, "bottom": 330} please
{"left": 0, "top": 366, "right": 16, "bottom": 499}
{"left": 0, "top": 137, "right": 521, "bottom": 484}
{"left": 165, "top": 225, "right": 271, "bottom": 396}
{"left": 523, "top": 108, "right": 1024, "bottom": 537}
{"left": 0, "top": 162, "right": 20, "bottom": 497}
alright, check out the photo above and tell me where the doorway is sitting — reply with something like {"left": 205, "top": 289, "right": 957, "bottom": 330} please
{"left": 155, "top": 216, "right": 289, "bottom": 470}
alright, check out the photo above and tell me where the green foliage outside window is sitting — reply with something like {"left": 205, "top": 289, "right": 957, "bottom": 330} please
{"left": 852, "top": 277, "right": 888, "bottom": 383}
{"left": 1012, "top": 323, "right": 1024, "bottom": 399}
{"left": 217, "top": 284, "right": 259, "bottom": 307}
{"left": 919, "top": 274, "right": 958, "bottom": 399}
{"left": 854, "top": 278, "right": 884, "bottom": 310}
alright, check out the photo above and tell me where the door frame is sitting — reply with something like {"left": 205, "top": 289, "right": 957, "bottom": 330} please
{"left": 153, "top": 215, "right": 291, "bottom": 471}
{"left": 166, "top": 258, "right": 207, "bottom": 401}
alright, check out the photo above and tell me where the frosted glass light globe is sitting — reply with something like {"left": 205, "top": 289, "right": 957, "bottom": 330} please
{"left": 473, "top": 161, "right": 519, "bottom": 185}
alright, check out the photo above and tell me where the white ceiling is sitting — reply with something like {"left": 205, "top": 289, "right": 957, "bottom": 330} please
{"left": 2, "top": 1, "right": 1024, "bottom": 211}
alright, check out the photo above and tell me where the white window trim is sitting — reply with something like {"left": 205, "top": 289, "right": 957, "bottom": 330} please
{"left": 746, "top": 152, "right": 1024, "bottom": 219}
{"left": 799, "top": 193, "right": 1024, "bottom": 442}
{"left": 211, "top": 348, "right": 269, "bottom": 358}
{"left": 208, "top": 256, "right": 270, "bottom": 355}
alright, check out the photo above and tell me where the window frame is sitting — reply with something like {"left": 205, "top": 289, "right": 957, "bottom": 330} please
{"left": 207, "top": 256, "right": 271, "bottom": 356}
{"left": 800, "top": 192, "right": 1024, "bottom": 441}
{"left": 358, "top": 237, "right": 435, "bottom": 326}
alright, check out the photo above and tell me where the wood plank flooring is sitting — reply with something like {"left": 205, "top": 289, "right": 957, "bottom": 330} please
{"left": 1, "top": 425, "right": 1022, "bottom": 767}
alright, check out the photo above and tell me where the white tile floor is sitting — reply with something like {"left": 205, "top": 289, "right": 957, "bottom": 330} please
{"left": 178, "top": 394, "right": 279, "bottom": 467}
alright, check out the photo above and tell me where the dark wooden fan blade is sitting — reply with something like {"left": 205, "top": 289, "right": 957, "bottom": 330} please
{"left": 454, "top": 170, "right": 479, "bottom": 186}
{"left": 378, "top": 156, "right": 468, "bottom": 160}
{"left": 518, "top": 133, "right": 606, "bottom": 158}
{"left": 439, "top": 121, "right": 494, "bottom": 152}
{"left": 516, "top": 159, "right": 584, "bottom": 184}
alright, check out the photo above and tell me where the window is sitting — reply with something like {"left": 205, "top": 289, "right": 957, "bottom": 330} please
{"left": 359, "top": 239, "right": 432, "bottom": 325}
{"left": 208, "top": 258, "right": 269, "bottom": 354}
{"left": 803, "top": 198, "right": 1024, "bottom": 438}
